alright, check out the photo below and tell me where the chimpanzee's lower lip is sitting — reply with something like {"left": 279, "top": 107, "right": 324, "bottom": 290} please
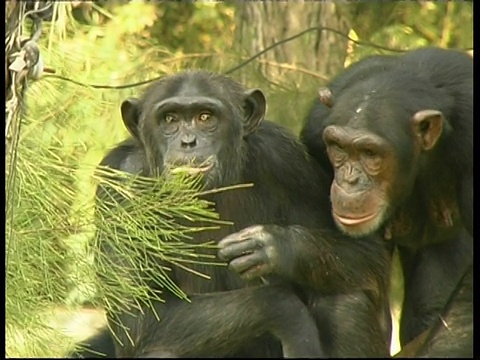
{"left": 170, "top": 163, "right": 214, "bottom": 175}
{"left": 333, "top": 211, "right": 378, "bottom": 226}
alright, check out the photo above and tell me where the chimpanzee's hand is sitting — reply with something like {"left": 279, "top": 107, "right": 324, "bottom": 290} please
{"left": 217, "top": 225, "right": 294, "bottom": 281}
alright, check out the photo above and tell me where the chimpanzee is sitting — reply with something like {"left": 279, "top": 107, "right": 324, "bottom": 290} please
{"left": 300, "top": 47, "right": 473, "bottom": 357}
{"left": 71, "top": 71, "right": 392, "bottom": 358}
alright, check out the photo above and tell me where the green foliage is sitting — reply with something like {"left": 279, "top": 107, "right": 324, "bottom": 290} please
{"left": 6, "top": 321, "right": 76, "bottom": 358}
{"left": 5, "top": 144, "right": 86, "bottom": 357}
{"left": 147, "top": 2, "right": 235, "bottom": 53}
{"left": 346, "top": 2, "right": 473, "bottom": 63}
{"left": 91, "top": 167, "right": 242, "bottom": 315}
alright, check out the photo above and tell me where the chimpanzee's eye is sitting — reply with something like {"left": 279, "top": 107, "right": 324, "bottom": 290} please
{"left": 360, "top": 147, "right": 382, "bottom": 174}
{"left": 327, "top": 142, "right": 347, "bottom": 166}
{"left": 164, "top": 114, "right": 176, "bottom": 123}
{"left": 198, "top": 112, "right": 212, "bottom": 122}
{"left": 363, "top": 148, "right": 376, "bottom": 158}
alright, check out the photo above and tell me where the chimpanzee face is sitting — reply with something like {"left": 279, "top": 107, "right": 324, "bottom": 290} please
{"left": 120, "top": 71, "right": 266, "bottom": 188}
{"left": 320, "top": 80, "right": 445, "bottom": 237}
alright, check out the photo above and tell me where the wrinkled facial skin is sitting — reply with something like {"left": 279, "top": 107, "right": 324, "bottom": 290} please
{"left": 323, "top": 125, "right": 398, "bottom": 237}
{"left": 321, "top": 99, "right": 445, "bottom": 238}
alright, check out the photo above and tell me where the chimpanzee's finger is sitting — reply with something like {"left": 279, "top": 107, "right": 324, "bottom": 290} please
{"left": 218, "top": 238, "right": 263, "bottom": 261}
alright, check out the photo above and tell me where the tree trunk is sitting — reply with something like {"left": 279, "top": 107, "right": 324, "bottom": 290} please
{"left": 234, "top": 2, "right": 351, "bottom": 81}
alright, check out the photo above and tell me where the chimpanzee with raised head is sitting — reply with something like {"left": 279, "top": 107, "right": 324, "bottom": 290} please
{"left": 300, "top": 47, "right": 473, "bottom": 357}
{"left": 71, "top": 71, "right": 392, "bottom": 358}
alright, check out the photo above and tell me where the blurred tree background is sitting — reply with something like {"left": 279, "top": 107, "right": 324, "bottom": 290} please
{"left": 5, "top": 1, "right": 472, "bottom": 358}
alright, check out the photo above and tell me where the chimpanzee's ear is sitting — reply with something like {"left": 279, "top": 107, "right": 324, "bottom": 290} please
{"left": 318, "top": 87, "right": 334, "bottom": 108}
{"left": 121, "top": 98, "right": 141, "bottom": 139}
{"left": 243, "top": 89, "right": 266, "bottom": 136}
{"left": 412, "top": 109, "right": 444, "bottom": 151}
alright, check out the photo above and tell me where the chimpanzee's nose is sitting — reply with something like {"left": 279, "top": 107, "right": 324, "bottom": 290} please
{"left": 181, "top": 134, "right": 197, "bottom": 148}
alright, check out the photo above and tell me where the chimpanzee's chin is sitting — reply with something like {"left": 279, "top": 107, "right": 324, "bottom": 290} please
{"left": 201, "top": 168, "right": 223, "bottom": 190}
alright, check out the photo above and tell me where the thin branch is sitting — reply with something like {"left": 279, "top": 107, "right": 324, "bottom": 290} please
{"left": 253, "top": 59, "right": 329, "bottom": 81}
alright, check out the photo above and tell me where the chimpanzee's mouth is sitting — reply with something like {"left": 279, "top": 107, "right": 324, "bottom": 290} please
{"left": 169, "top": 162, "right": 214, "bottom": 176}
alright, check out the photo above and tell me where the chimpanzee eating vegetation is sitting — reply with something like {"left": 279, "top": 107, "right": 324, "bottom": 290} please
{"left": 71, "top": 71, "right": 392, "bottom": 358}
{"left": 301, "top": 47, "right": 473, "bottom": 357}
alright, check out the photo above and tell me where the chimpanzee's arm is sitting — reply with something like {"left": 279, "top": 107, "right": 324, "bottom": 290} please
{"left": 218, "top": 224, "right": 390, "bottom": 295}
